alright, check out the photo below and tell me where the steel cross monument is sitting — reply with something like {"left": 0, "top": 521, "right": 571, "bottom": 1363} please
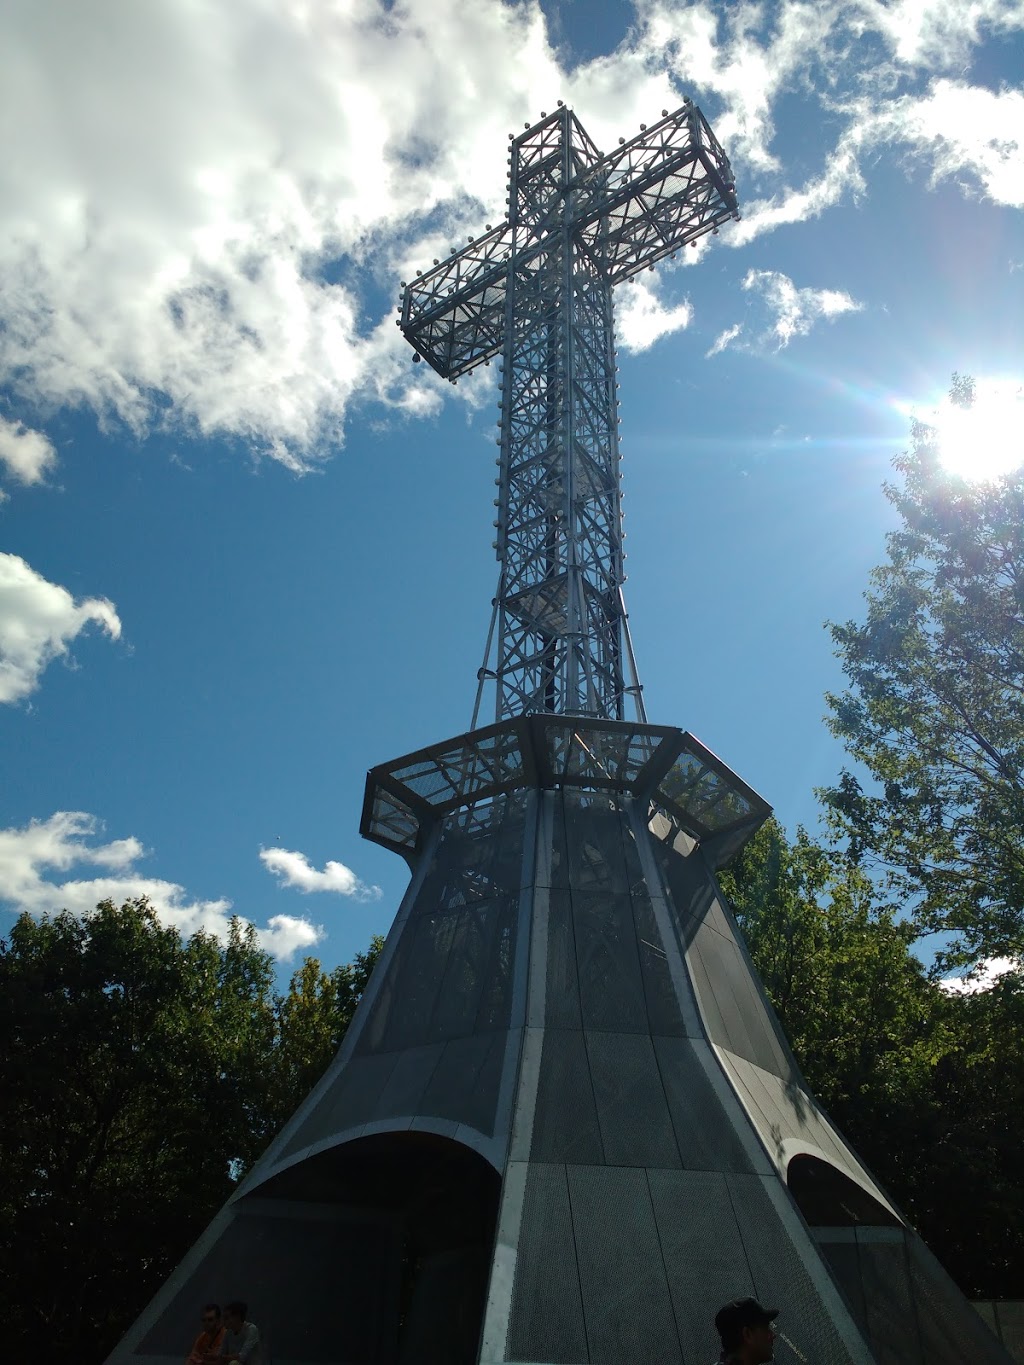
{"left": 400, "top": 101, "right": 738, "bottom": 725}
{"left": 111, "top": 103, "right": 1013, "bottom": 1365}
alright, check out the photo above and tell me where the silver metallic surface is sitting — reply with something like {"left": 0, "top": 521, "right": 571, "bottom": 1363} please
{"left": 400, "top": 105, "right": 737, "bottom": 724}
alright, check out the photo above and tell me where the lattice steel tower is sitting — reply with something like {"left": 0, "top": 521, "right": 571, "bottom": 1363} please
{"left": 111, "top": 103, "right": 1012, "bottom": 1365}
{"left": 401, "top": 102, "right": 734, "bottom": 724}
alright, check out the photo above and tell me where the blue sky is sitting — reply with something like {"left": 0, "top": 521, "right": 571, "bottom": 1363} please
{"left": 2, "top": 0, "right": 1022, "bottom": 978}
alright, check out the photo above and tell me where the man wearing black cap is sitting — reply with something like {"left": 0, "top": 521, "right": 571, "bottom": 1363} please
{"left": 713, "top": 1297, "right": 779, "bottom": 1363}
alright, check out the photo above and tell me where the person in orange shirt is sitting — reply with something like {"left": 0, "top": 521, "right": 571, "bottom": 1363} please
{"left": 185, "top": 1303, "right": 225, "bottom": 1365}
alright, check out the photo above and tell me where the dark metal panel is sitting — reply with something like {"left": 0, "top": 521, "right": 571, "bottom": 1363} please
{"left": 815, "top": 1230, "right": 869, "bottom": 1334}
{"left": 855, "top": 1231, "right": 924, "bottom": 1365}
{"left": 627, "top": 848, "right": 689, "bottom": 1037}
{"left": 529, "top": 1028, "right": 603, "bottom": 1165}
{"left": 572, "top": 888, "right": 649, "bottom": 1034}
{"left": 544, "top": 888, "right": 583, "bottom": 1029}
{"left": 475, "top": 894, "right": 520, "bottom": 1034}
{"left": 904, "top": 1228, "right": 1015, "bottom": 1363}
{"left": 728, "top": 1173, "right": 863, "bottom": 1365}
{"left": 648, "top": 1168, "right": 756, "bottom": 1362}
{"left": 653, "top": 1036, "right": 755, "bottom": 1174}
{"left": 375, "top": 1043, "right": 444, "bottom": 1119}
{"left": 280, "top": 1052, "right": 397, "bottom": 1156}
{"left": 138, "top": 1203, "right": 401, "bottom": 1363}
{"left": 687, "top": 928, "right": 746, "bottom": 1056}
{"left": 563, "top": 789, "right": 630, "bottom": 892}
{"left": 567, "top": 1164, "right": 683, "bottom": 1364}
{"left": 506, "top": 1163, "right": 588, "bottom": 1364}
{"left": 585, "top": 1031, "right": 681, "bottom": 1168}
{"left": 419, "top": 1034, "right": 505, "bottom": 1136}
{"left": 546, "top": 782, "right": 571, "bottom": 889}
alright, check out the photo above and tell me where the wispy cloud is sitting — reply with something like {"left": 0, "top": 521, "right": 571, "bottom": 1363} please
{"left": 616, "top": 279, "right": 693, "bottom": 353}
{"left": 260, "top": 846, "right": 382, "bottom": 901}
{"left": 706, "top": 322, "right": 743, "bottom": 357}
{"left": 742, "top": 269, "right": 863, "bottom": 347}
{"left": 0, "top": 552, "right": 121, "bottom": 703}
{"left": 0, "top": 811, "right": 322, "bottom": 959}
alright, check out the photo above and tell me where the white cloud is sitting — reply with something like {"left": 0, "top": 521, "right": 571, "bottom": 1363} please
{"left": 742, "top": 268, "right": 863, "bottom": 347}
{"left": 638, "top": 1, "right": 1024, "bottom": 244}
{"left": 2, "top": 0, "right": 1023, "bottom": 459}
{"left": 939, "top": 955, "right": 1020, "bottom": 994}
{"left": 869, "top": 79, "right": 1024, "bottom": 207}
{"left": 706, "top": 323, "right": 744, "bottom": 357}
{"left": 0, "top": 416, "right": 56, "bottom": 485}
{"left": 855, "top": 0, "right": 1024, "bottom": 69}
{"left": 260, "top": 845, "right": 381, "bottom": 901}
{"left": 728, "top": 139, "right": 867, "bottom": 246}
{"left": 643, "top": 0, "right": 841, "bottom": 173}
{"left": 0, "top": 552, "right": 121, "bottom": 703}
{"left": 615, "top": 279, "right": 693, "bottom": 352}
{"left": 0, "top": 0, "right": 676, "bottom": 466}
{"left": 0, "top": 810, "right": 322, "bottom": 959}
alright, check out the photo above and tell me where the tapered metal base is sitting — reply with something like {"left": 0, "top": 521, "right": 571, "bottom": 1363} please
{"left": 109, "top": 718, "right": 1010, "bottom": 1365}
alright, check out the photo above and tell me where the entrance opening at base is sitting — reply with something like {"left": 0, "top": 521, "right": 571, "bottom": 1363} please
{"left": 256, "top": 1130, "right": 500, "bottom": 1364}
{"left": 786, "top": 1153, "right": 899, "bottom": 1227}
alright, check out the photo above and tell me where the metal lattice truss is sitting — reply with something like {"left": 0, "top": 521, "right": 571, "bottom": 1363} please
{"left": 399, "top": 103, "right": 738, "bottom": 724}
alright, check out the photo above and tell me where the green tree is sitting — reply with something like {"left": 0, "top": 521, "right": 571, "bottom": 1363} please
{"left": 719, "top": 819, "right": 936, "bottom": 1135}
{"left": 0, "top": 898, "right": 382, "bottom": 1364}
{"left": 721, "top": 819, "right": 1024, "bottom": 1299}
{"left": 822, "top": 375, "right": 1024, "bottom": 967}
{"left": 269, "top": 936, "right": 384, "bottom": 1132}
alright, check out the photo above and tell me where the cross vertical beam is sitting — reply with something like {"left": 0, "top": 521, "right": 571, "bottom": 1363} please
{"left": 399, "top": 102, "right": 738, "bottom": 723}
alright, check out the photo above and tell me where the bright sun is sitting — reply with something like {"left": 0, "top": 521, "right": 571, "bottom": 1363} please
{"left": 930, "top": 379, "right": 1024, "bottom": 481}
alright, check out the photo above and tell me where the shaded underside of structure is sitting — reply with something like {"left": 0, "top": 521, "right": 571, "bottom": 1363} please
{"left": 109, "top": 717, "right": 1010, "bottom": 1365}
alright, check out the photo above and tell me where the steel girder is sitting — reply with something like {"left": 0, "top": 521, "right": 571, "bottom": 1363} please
{"left": 399, "top": 103, "right": 738, "bottom": 723}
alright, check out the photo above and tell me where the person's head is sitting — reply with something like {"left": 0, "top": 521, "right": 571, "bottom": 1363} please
{"left": 224, "top": 1301, "right": 247, "bottom": 1331}
{"left": 200, "top": 1304, "right": 221, "bottom": 1334}
{"left": 714, "top": 1298, "right": 778, "bottom": 1363}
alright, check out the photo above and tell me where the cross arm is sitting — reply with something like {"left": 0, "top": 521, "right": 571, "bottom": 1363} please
{"left": 399, "top": 220, "right": 513, "bottom": 380}
{"left": 573, "top": 102, "right": 738, "bottom": 283}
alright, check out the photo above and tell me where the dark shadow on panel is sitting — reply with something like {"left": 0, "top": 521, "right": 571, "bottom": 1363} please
{"left": 788, "top": 1154, "right": 899, "bottom": 1228}
{"left": 266, "top": 1132, "right": 500, "bottom": 1365}
{"left": 140, "top": 1132, "right": 499, "bottom": 1365}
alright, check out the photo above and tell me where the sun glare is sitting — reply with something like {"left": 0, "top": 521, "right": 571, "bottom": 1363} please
{"left": 930, "top": 379, "right": 1024, "bottom": 481}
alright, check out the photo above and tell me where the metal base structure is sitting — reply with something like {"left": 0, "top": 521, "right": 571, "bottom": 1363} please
{"left": 108, "top": 718, "right": 1010, "bottom": 1365}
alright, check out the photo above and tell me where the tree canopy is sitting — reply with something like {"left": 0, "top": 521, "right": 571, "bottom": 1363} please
{"left": 822, "top": 374, "right": 1024, "bottom": 968}
{"left": 721, "top": 819, "right": 1024, "bottom": 1299}
{"left": 0, "top": 898, "right": 381, "bottom": 1365}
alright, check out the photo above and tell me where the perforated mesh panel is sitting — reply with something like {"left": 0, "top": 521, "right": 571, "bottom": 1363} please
{"left": 506, "top": 1164, "right": 588, "bottom": 1363}
{"left": 573, "top": 889, "right": 649, "bottom": 1033}
{"left": 281, "top": 1052, "right": 397, "bottom": 1157}
{"left": 545, "top": 889, "right": 583, "bottom": 1029}
{"left": 420, "top": 1033, "right": 505, "bottom": 1134}
{"left": 818, "top": 1232, "right": 869, "bottom": 1328}
{"left": 567, "top": 1164, "right": 682, "bottom": 1364}
{"left": 138, "top": 1204, "right": 401, "bottom": 1362}
{"left": 904, "top": 1229, "right": 1014, "bottom": 1363}
{"left": 727, "top": 1174, "right": 861, "bottom": 1365}
{"left": 653, "top": 1037, "right": 754, "bottom": 1173}
{"left": 854, "top": 1231, "right": 924, "bottom": 1365}
{"left": 376, "top": 1043, "right": 444, "bottom": 1116}
{"left": 585, "top": 1031, "right": 680, "bottom": 1167}
{"left": 563, "top": 790, "right": 629, "bottom": 888}
{"left": 647, "top": 1169, "right": 756, "bottom": 1362}
{"left": 530, "top": 1029, "right": 603, "bottom": 1164}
